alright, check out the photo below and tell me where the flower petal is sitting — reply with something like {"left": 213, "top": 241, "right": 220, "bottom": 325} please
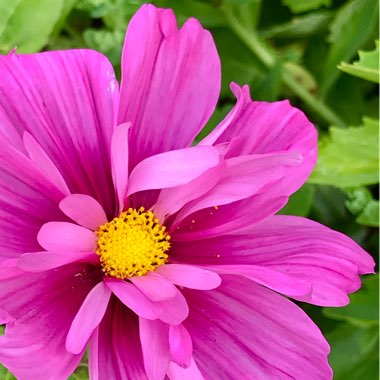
{"left": 38, "top": 222, "right": 97, "bottom": 252}
{"left": 167, "top": 359, "right": 204, "bottom": 380}
{"left": 139, "top": 318, "right": 170, "bottom": 380}
{"left": 66, "top": 281, "right": 112, "bottom": 354}
{"left": 18, "top": 251, "right": 98, "bottom": 272}
{"left": 202, "top": 83, "right": 317, "bottom": 195}
{"left": 0, "top": 49, "right": 119, "bottom": 214}
{"left": 183, "top": 275, "right": 332, "bottom": 379}
{"left": 0, "top": 263, "right": 100, "bottom": 379}
{"left": 156, "top": 288, "right": 189, "bottom": 326}
{"left": 127, "top": 146, "right": 220, "bottom": 196}
{"left": 0, "top": 135, "right": 64, "bottom": 261}
{"left": 169, "top": 324, "right": 193, "bottom": 368}
{"left": 171, "top": 193, "right": 287, "bottom": 239}
{"left": 23, "top": 132, "right": 70, "bottom": 195}
{"left": 59, "top": 194, "right": 108, "bottom": 230}
{"left": 173, "top": 152, "right": 298, "bottom": 223}
{"left": 104, "top": 278, "right": 159, "bottom": 320}
{"left": 130, "top": 272, "right": 178, "bottom": 301}
{"left": 156, "top": 264, "right": 221, "bottom": 290}
{"left": 89, "top": 298, "right": 147, "bottom": 380}
{"left": 118, "top": 4, "right": 221, "bottom": 170}
{"left": 111, "top": 123, "right": 131, "bottom": 212}
{"left": 175, "top": 215, "right": 374, "bottom": 306}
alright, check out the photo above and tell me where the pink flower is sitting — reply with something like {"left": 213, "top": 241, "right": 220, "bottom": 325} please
{"left": 0, "top": 4, "right": 374, "bottom": 380}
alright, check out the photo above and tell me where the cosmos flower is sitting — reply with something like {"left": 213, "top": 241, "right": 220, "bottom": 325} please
{"left": 0, "top": 4, "right": 374, "bottom": 380}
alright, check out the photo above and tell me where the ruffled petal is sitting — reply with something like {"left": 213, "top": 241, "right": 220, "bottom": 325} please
{"left": 183, "top": 275, "right": 332, "bottom": 379}
{"left": 66, "top": 281, "right": 111, "bottom": 354}
{"left": 139, "top": 318, "right": 170, "bottom": 380}
{"left": 38, "top": 222, "right": 97, "bottom": 252}
{"left": 59, "top": 194, "right": 108, "bottom": 230}
{"left": 202, "top": 83, "right": 317, "bottom": 195}
{"left": 172, "top": 152, "right": 298, "bottom": 225}
{"left": 0, "top": 263, "right": 101, "bottom": 379}
{"left": 0, "top": 49, "right": 119, "bottom": 214}
{"left": 89, "top": 297, "right": 148, "bottom": 380}
{"left": 156, "top": 264, "right": 221, "bottom": 290}
{"left": 0, "top": 135, "right": 65, "bottom": 260}
{"left": 118, "top": 4, "right": 221, "bottom": 170}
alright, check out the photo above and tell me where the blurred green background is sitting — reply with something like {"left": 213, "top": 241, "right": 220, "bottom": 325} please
{"left": 0, "top": 0, "right": 378, "bottom": 379}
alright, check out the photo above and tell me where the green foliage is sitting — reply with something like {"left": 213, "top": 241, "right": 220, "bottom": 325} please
{"left": 346, "top": 187, "right": 379, "bottom": 227}
{"left": 0, "top": 0, "right": 378, "bottom": 379}
{"left": 339, "top": 41, "right": 380, "bottom": 83}
{"left": 319, "top": 0, "right": 378, "bottom": 97}
{"left": 310, "top": 118, "right": 379, "bottom": 187}
{"left": 0, "top": 0, "right": 73, "bottom": 53}
{"left": 282, "top": 0, "right": 332, "bottom": 14}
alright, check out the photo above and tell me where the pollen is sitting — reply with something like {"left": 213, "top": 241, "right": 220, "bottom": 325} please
{"left": 95, "top": 207, "right": 170, "bottom": 279}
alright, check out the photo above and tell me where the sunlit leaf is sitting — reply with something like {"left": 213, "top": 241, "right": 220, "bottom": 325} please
{"left": 282, "top": 0, "right": 332, "bottom": 14}
{"left": 309, "top": 117, "right": 379, "bottom": 187}
{"left": 339, "top": 41, "right": 380, "bottom": 83}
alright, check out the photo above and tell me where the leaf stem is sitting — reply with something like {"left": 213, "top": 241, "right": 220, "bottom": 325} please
{"left": 223, "top": 5, "right": 346, "bottom": 127}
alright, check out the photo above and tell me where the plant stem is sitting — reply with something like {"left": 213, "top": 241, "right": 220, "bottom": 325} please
{"left": 223, "top": 5, "right": 346, "bottom": 127}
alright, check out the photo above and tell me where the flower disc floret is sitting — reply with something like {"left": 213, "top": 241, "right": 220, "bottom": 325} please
{"left": 95, "top": 207, "right": 170, "bottom": 279}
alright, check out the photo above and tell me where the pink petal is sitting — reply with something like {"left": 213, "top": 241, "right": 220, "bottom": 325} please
{"left": 0, "top": 263, "right": 100, "bottom": 379}
{"left": 59, "top": 194, "right": 108, "bottom": 230}
{"left": 156, "top": 264, "right": 221, "bottom": 290}
{"left": 111, "top": 122, "right": 131, "bottom": 212}
{"left": 154, "top": 160, "right": 226, "bottom": 221}
{"left": 156, "top": 288, "right": 189, "bottom": 326}
{"left": 175, "top": 215, "right": 374, "bottom": 307}
{"left": 202, "top": 83, "right": 317, "bottom": 195}
{"left": 23, "top": 131, "right": 70, "bottom": 195}
{"left": 183, "top": 276, "right": 332, "bottom": 379}
{"left": 66, "top": 281, "right": 111, "bottom": 354}
{"left": 18, "top": 251, "right": 98, "bottom": 272}
{"left": 0, "top": 135, "right": 64, "bottom": 261}
{"left": 89, "top": 298, "right": 147, "bottom": 379}
{"left": 171, "top": 193, "right": 287, "bottom": 239}
{"left": 173, "top": 152, "right": 298, "bottom": 223}
{"left": 127, "top": 146, "right": 220, "bottom": 196}
{"left": 38, "top": 222, "right": 97, "bottom": 252}
{"left": 130, "top": 272, "right": 177, "bottom": 301}
{"left": 139, "top": 318, "right": 170, "bottom": 380}
{"left": 169, "top": 324, "right": 193, "bottom": 368}
{"left": 104, "top": 278, "right": 159, "bottom": 320}
{"left": 0, "top": 49, "right": 119, "bottom": 215}
{"left": 118, "top": 4, "right": 221, "bottom": 170}
{"left": 167, "top": 359, "right": 204, "bottom": 380}
{"left": 207, "top": 264, "right": 311, "bottom": 297}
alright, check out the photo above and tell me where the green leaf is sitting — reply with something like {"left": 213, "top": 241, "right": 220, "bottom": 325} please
{"left": 323, "top": 275, "right": 379, "bottom": 327}
{"left": 260, "top": 11, "right": 333, "bottom": 39}
{"left": 345, "top": 187, "right": 379, "bottom": 227}
{"left": 282, "top": 0, "right": 332, "bottom": 14}
{"left": 279, "top": 184, "right": 315, "bottom": 216}
{"left": 319, "top": 0, "right": 378, "bottom": 97}
{"left": 326, "top": 323, "right": 379, "bottom": 380}
{"left": 339, "top": 41, "right": 380, "bottom": 83}
{"left": 309, "top": 117, "right": 379, "bottom": 187}
{"left": 0, "top": 0, "right": 22, "bottom": 36}
{"left": 0, "top": 0, "right": 64, "bottom": 53}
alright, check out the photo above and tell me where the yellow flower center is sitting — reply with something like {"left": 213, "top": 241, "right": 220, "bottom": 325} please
{"left": 95, "top": 207, "right": 170, "bottom": 279}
